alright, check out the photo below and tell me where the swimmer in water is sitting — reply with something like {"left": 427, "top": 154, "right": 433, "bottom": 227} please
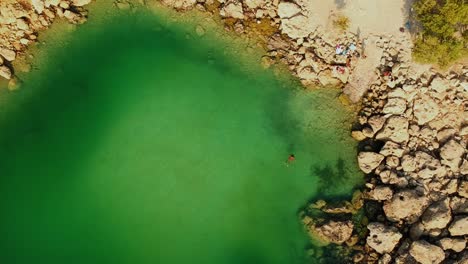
{"left": 285, "top": 154, "right": 295, "bottom": 167}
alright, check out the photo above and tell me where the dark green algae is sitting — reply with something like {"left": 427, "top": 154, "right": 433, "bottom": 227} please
{"left": 0, "top": 7, "right": 363, "bottom": 264}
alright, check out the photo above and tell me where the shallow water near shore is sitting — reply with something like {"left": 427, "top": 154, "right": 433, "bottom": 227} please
{"left": 0, "top": 8, "right": 362, "bottom": 264}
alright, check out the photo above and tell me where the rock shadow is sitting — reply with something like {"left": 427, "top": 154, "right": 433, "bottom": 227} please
{"left": 309, "top": 157, "right": 352, "bottom": 200}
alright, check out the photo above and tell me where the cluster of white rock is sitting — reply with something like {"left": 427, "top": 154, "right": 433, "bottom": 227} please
{"left": 354, "top": 42, "right": 467, "bottom": 263}
{"left": 0, "top": 0, "right": 91, "bottom": 83}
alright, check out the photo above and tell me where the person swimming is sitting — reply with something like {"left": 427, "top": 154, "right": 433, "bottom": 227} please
{"left": 285, "top": 154, "right": 295, "bottom": 166}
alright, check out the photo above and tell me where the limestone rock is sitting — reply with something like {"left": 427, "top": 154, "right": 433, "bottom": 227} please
{"left": 0, "top": 66, "right": 12, "bottom": 80}
{"left": 383, "top": 189, "right": 428, "bottom": 223}
{"left": 31, "top": 0, "right": 45, "bottom": 14}
{"left": 440, "top": 139, "right": 465, "bottom": 171}
{"left": 409, "top": 240, "right": 445, "bottom": 264}
{"left": 220, "top": 1, "right": 244, "bottom": 19}
{"left": 413, "top": 94, "right": 439, "bottom": 125}
{"left": 439, "top": 237, "right": 466, "bottom": 252}
{"left": 0, "top": 48, "right": 16, "bottom": 61}
{"left": 382, "top": 98, "right": 407, "bottom": 115}
{"left": 277, "top": 2, "right": 301, "bottom": 18}
{"left": 312, "top": 220, "right": 354, "bottom": 245}
{"left": 368, "top": 115, "right": 386, "bottom": 134}
{"left": 161, "top": 0, "right": 196, "bottom": 10}
{"left": 244, "top": 0, "right": 265, "bottom": 9}
{"left": 358, "top": 152, "right": 385, "bottom": 174}
{"left": 72, "top": 0, "right": 92, "bottom": 6}
{"left": 459, "top": 180, "right": 468, "bottom": 198}
{"left": 378, "top": 254, "right": 392, "bottom": 264}
{"left": 448, "top": 216, "right": 468, "bottom": 236}
{"left": 376, "top": 116, "right": 409, "bottom": 143}
{"left": 430, "top": 76, "right": 450, "bottom": 93}
{"left": 461, "top": 160, "right": 468, "bottom": 175}
{"left": 450, "top": 196, "right": 468, "bottom": 214}
{"left": 368, "top": 186, "right": 393, "bottom": 201}
{"left": 401, "top": 151, "right": 439, "bottom": 173}
{"left": 45, "top": 0, "right": 61, "bottom": 6}
{"left": 351, "top": 130, "right": 366, "bottom": 141}
{"left": 380, "top": 141, "right": 404, "bottom": 157}
{"left": 280, "top": 15, "right": 313, "bottom": 39}
{"left": 366, "top": 222, "right": 402, "bottom": 254}
{"left": 421, "top": 198, "right": 451, "bottom": 230}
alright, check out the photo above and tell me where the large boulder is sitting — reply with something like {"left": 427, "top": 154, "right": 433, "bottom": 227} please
{"left": 220, "top": 1, "right": 244, "bottom": 19}
{"left": 400, "top": 151, "right": 439, "bottom": 173}
{"left": 380, "top": 141, "right": 404, "bottom": 157}
{"left": 311, "top": 220, "right": 354, "bottom": 245}
{"left": 440, "top": 139, "right": 465, "bottom": 171}
{"left": 277, "top": 2, "right": 301, "bottom": 18}
{"left": 368, "top": 115, "right": 386, "bottom": 134}
{"left": 0, "top": 66, "right": 12, "bottom": 80}
{"left": 244, "top": 0, "right": 266, "bottom": 9}
{"left": 368, "top": 185, "right": 393, "bottom": 201}
{"left": 430, "top": 76, "right": 450, "bottom": 93}
{"left": 382, "top": 98, "right": 407, "bottom": 115}
{"left": 366, "top": 222, "right": 402, "bottom": 254}
{"left": 439, "top": 237, "right": 466, "bottom": 253}
{"left": 421, "top": 198, "right": 452, "bottom": 230}
{"left": 31, "top": 0, "right": 45, "bottom": 13}
{"left": 448, "top": 216, "right": 468, "bottom": 236}
{"left": 358, "top": 152, "right": 385, "bottom": 174}
{"left": 72, "top": 0, "right": 92, "bottom": 7}
{"left": 413, "top": 94, "right": 440, "bottom": 125}
{"left": 0, "top": 48, "right": 16, "bottom": 61}
{"left": 383, "top": 189, "right": 429, "bottom": 223}
{"left": 376, "top": 116, "right": 409, "bottom": 143}
{"left": 409, "top": 240, "right": 445, "bottom": 264}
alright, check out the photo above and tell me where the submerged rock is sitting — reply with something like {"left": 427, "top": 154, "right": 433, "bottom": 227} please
{"left": 310, "top": 220, "right": 354, "bottom": 245}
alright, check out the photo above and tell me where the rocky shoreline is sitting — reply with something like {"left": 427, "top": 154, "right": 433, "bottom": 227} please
{"left": 1, "top": 1, "right": 467, "bottom": 264}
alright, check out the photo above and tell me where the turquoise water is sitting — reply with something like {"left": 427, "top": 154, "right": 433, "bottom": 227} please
{"left": 0, "top": 10, "right": 361, "bottom": 264}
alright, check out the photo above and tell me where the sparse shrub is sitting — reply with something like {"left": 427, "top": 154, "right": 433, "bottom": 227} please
{"left": 333, "top": 15, "right": 350, "bottom": 32}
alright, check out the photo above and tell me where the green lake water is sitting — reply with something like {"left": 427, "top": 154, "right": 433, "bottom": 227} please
{"left": 0, "top": 8, "right": 362, "bottom": 264}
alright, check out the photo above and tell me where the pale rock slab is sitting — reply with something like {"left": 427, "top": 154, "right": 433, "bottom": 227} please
{"left": 413, "top": 94, "right": 439, "bottom": 125}
{"left": 220, "top": 1, "right": 244, "bottom": 19}
{"left": 421, "top": 198, "right": 452, "bottom": 230}
{"left": 366, "top": 222, "right": 402, "bottom": 254}
{"left": 0, "top": 66, "right": 12, "bottom": 80}
{"left": 376, "top": 116, "right": 409, "bottom": 143}
{"left": 439, "top": 237, "right": 466, "bottom": 253}
{"left": 448, "top": 216, "right": 468, "bottom": 236}
{"left": 440, "top": 139, "right": 465, "bottom": 171}
{"left": 358, "top": 152, "right": 385, "bottom": 174}
{"left": 409, "top": 240, "right": 445, "bottom": 264}
{"left": 383, "top": 189, "right": 428, "bottom": 223}
{"left": 72, "top": 0, "right": 92, "bottom": 7}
